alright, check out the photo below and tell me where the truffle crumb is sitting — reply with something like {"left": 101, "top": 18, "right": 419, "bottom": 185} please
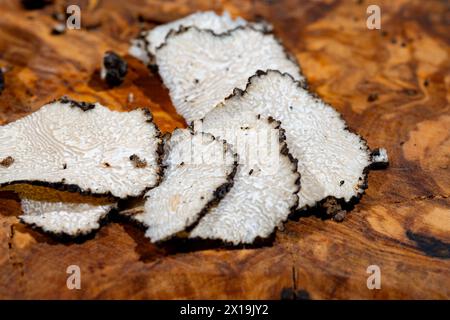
{"left": 340, "top": 180, "right": 344, "bottom": 186}
{"left": 0, "top": 156, "right": 14, "bottom": 168}
{"left": 367, "top": 93, "right": 378, "bottom": 102}
{"left": 101, "top": 51, "right": 128, "bottom": 87}
{"left": 62, "top": 163, "right": 67, "bottom": 169}
{"left": 130, "top": 154, "right": 147, "bottom": 168}
{"left": 0, "top": 68, "right": 4, "bottom": 94}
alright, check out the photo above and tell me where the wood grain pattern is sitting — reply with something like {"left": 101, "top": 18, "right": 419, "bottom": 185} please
{"left": 0, "top": 0, "right": 449, "bottom": 299}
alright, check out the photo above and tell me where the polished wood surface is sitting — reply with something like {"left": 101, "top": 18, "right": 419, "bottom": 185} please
{"left": 0, "top": 0, "right": 448, "bottom": 299}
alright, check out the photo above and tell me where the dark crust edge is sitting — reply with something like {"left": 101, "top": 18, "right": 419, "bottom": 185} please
{"left": 137, "top": 23, "right": 306, "bottom": 87}
{"left": 18, "top": 204, "right": 118, "bottom": 242}
{"left": 145, "top": 128, "right": 239, "bottom": 244}
{"left": 188, "top": 115, "right": 301, "bottom": 246}
{"left": 221, "top": 69, "right": 388, "bottom": 220}
{"left": 0, "top": 100, "right": 164, "bottom": 200}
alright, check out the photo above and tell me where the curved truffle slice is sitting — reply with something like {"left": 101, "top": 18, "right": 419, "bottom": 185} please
{"left": 101, "top": 51, "right": 128, "bottom": 87}
{"left": 0, "top": 98, "right": 162, "bottom": 198}
{"left": 3, "top": 185, "right": 116, "bottom": 237}
{"left": 370, "top": 148, "right": 389, "bottom": 169}
{"left": 129, "top": 11, "right": 270, "bottom": 65}
{"left": 190, "top": 112, "right": 300, "bottom": 245}
{"left": 20, "top": 200, "right": 115, "bottom": 237}
{"left": 215, "top": 70, "right": 379, "bottom": 214}
{"left": 134, "top": 128, "right": 238, "bottom": 243}
{"left": 155, "top": 26, "right": 304, "bottom": 123}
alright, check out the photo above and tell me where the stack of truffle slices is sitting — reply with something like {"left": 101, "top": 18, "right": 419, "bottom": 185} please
{"left": 126, "top": 10, "right": 388, "bottom": 245}
{"left": 0, "top": 11, "right": 389, "bottom": 244}
{"left": 0, "top": 98, "right": 163, "bottom": 237}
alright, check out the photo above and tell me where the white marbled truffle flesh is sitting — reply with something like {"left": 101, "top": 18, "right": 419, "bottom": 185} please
{"left": 155, "top": 27, "right": 304, "bottom": 122}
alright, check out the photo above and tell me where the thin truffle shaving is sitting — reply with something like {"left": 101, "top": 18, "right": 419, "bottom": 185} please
{"left": 134, "top": 129, "right": 238, "bottom": 243}
{"left": 0, "top": 98, "right": 163, "bottom": 199}
{"left": 155, "top": 26, "right": 304, "bottom": 122}
{"left": 190, "top": 112, "right": 300, "bottom": 245}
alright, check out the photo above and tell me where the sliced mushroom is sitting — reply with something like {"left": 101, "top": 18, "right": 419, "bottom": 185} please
{"left": 0, "top": 97, "right": 163, "bottom": 199}
{"left": 132, "top": 128, "right": 238, "bottom": 243}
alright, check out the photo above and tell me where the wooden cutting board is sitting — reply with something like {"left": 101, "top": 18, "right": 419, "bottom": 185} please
{"left": 0, "top": 0, "right": 448, "bottom": 299}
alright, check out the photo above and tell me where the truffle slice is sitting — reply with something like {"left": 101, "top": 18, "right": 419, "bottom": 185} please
{"left": 213, "top": 70, "right": 382, "bottom": 214}
{"left": 101, "top": 51, "right": 128, "bottom": 87}
{"left": 155, "top": 26, "right": 304, "bottom": 122}
{"left": 3, "top": 184, "right": 116, "bottom": 237}
{"left": 0, "top": 68, "right": 4, "bottom": 94}
{"left": 0, "top": 98, "right": 162, "bottom": 198}
{"left": 21, "top": 0, "right": 52, "bottom": 10}
{"left": 20, "top": 200, "right": 115, "bottom": 237}
{"left": 133, "top": 128, "right": 238, "bottom": 243}
{"left": 129, "top": 11, "right": 270, "bottom": 66}
{"left": 190, "top": 112, "right": 300, "bottom": 245}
